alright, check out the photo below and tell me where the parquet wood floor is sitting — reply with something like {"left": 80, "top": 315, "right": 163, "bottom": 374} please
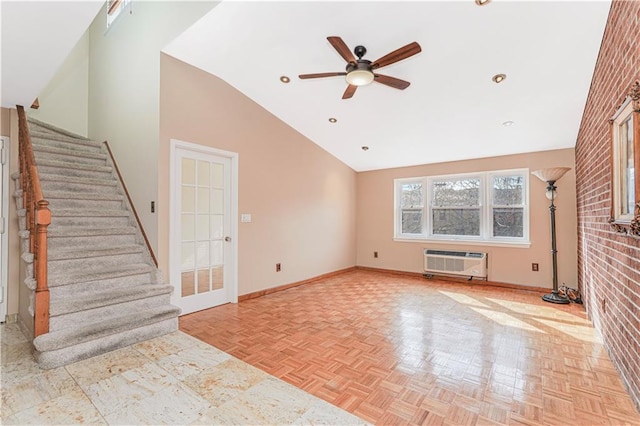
{"left": 179, "top": 270, "right": 640, "bottom": 425}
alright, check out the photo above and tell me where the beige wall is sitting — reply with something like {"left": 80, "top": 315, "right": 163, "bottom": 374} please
{"left": 159, "top": 54, "right": 357, "bottom": 296}
{"left": 87, "top": 1, "right": 216, "bottom": 252}
{"left": 28, "top": 31, "right": 90, "bottom": 136}
{"left": 356, "top": 148, "right": 577, "bottom": 288}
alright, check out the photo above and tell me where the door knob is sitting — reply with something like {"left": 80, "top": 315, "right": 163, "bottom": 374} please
{"left": 225, "top": 236, "right": 231, "bottom": 242}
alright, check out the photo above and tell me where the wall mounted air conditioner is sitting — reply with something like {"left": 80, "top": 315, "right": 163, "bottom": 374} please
{"left": 423, "top": 249, "right": 488, "bottom": 280}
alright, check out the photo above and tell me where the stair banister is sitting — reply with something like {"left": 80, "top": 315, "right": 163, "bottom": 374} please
{"left": 17, "top": 105, "right": 51, "bottom": 336}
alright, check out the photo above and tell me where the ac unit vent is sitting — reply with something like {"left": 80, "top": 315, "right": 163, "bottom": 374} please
{"left": 424, "top": 249, "right": 487, "bottom": 279}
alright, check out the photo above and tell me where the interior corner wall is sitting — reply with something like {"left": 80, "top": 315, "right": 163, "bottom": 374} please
{"left": 575, "top": 0, "right": 640, "bottom": 409}
{"left": 27, "top": 30, "right": 90, "bottom": 137}
{"left": 87, "top": 1, "right": 216, "bottom": 252}
{"left": 158, "top": 54, "right": 357, "bottom": 296}
{"left": 356, "top": 148, "right": 577, "bottom": 288}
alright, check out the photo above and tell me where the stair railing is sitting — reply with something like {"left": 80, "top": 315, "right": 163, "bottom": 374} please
{"left": 17, "top": 105, "right": 51, "bottom": 337}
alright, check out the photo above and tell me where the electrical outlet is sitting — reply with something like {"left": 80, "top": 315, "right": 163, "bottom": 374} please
{"left": 276, "top": 263, "right": 281, "bottom": 272}
{"left": 374, "top": 251, "right": 378, "bottom": 258}
{"left": 532, "top": 263, "right": 539, "bottom": 271}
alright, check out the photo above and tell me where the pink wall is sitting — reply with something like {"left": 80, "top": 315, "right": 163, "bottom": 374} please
{"left": 356, "top": 148, "right": 577, "bottom": 288}
{"left": 158, "top": 54, "right": 357, "bottom": 296}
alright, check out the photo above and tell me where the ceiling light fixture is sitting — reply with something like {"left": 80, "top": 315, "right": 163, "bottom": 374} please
{"left": 279, "top": 76, "right": 290, "bottom": 83}
{"left": 328, "top": 117, "right": 337, "bottom": 123}
{"left": 362, "top": 146, "right": 369, "bottom": 151}
{"left": 502, "top": 120, "right": 515, "bottom": 127}
{"left": 492, "top": 73, "right": 506, "bottom": 83}
{"left": 345, "top": 68, "right": 375, "bottom": 86}
{"left": 475, "top": 0, "right": 491, "bottom": 5}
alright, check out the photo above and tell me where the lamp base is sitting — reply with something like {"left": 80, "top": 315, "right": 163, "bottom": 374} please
{"left": 542, "top": 291, "right": 570, "bottom": 304}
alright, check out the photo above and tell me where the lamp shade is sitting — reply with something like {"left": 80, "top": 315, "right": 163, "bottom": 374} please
{"left": 531, "top": 167, "right": 571, "bottom": 183}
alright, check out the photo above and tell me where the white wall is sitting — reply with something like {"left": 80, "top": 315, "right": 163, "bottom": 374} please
{"left": 28, "top": 31, "right": 90, "bottom": 137}
{"left": 87, "top": 1, "right": 217, "bottom": 252}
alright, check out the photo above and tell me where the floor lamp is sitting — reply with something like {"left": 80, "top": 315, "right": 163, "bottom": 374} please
{"left": 532, "top": 167, "right": 571, "bottom": 304}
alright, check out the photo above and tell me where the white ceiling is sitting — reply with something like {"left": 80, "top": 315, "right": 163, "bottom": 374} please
{"left": 164, "top": 0, "right": 611, "bottom": 172}
{"left": 1, "top": 1, "right": 104, "bottom": 109}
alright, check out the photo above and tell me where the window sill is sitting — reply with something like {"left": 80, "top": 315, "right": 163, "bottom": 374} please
{"left": 393, "top": 237, "right": 531, "bottom": 249}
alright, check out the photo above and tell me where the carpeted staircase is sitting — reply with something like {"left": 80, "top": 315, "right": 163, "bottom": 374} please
{"left": 13, "top": 117, "right": 180, "bottom": 369}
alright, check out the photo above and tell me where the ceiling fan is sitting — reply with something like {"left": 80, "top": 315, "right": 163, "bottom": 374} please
{"left": 299, "top": 36, "right": 422, "bottom": 99}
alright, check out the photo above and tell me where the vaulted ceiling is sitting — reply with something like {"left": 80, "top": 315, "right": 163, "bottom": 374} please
{"left": 2, "top": 1, "right": 611, "bottom": 172}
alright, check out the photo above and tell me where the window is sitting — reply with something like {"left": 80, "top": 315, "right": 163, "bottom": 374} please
{"left": 395, "top": 169, "right": 529, "bottom": 244}
{"left": 107, "top": 0, "right": 130, "bottom": 28}
{"left": 610, "top": 84, "right": 639, "bottom": 232}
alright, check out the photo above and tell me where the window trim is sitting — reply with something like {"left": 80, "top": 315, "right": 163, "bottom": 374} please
{"left": 394, "top": 169, "right": 530, "bottom": 245}
{"left": 609, "top": 80, "right": 640, "bottom": 237}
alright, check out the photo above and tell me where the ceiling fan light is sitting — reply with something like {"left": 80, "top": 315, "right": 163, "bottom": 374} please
{"left": 346, "top": 70, "right": 375, "bottom": 86}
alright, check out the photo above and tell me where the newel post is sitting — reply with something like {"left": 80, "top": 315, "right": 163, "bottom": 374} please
{"left": 33, "top": 200, "right": 51, "bottom": 336}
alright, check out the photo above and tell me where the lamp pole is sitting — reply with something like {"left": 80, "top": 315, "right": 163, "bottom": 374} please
{"left": 542, "top": 180, "right": 568, "bottom": 304}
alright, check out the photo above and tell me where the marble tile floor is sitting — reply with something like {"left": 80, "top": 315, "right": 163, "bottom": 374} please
{"left": 180, "top": 270, "right": 640, "bottom": 426}
{"left": 0, "top": 322, "right": 367, "bottom": 425}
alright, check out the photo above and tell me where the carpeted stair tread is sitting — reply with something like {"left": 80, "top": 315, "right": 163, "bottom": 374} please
{"left": 36, "top": 158, "right": 112, "bottom": 173}
{"left": 39, "top": 173, "right": 118, "bottom": 187}
{"left": 49, "top": 208, "right": 130, "bottom": 217}
{"left": 33, "top": 305, "right": 180, "bottom": 352}
{"left": 50, "top": 284, "right": 173, "bottom": 317}
{"left": 47, "top": 226, "right": 136, "bottom": 238}
{"left": 27, "top": 117, "right": 92, "bottom": 141}
{"left": 32, "top": 144, "right": 107, "bottom": 160}
{"left": 49, "top": 244, "right": 144, "bottom": 261}
{"left": 45, "top": 190, "right": 124, "bottom": 201}
{"left": 48, "top": 263, "right": 153, "bottom": 287}
{"left": 30, "top": 131, "right": 102, "bottom": 147}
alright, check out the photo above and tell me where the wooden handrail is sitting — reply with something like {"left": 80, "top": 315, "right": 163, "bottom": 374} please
{"left": 103, "top": 141, "right": 158, "bottom": 266}
{"left": 17, "top": 105, "right": 51, "bottom": 337}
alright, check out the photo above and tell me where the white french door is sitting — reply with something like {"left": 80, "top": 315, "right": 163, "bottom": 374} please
{"left": 170, "top": 140, "right": 237, "bottom": 315}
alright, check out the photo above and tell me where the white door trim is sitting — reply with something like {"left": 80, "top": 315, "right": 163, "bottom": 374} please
{"left": 0, "top": 136, "right": 10, "bottom": 322}
{"left": 169, "top": 139, "right": 238, "bottom": 310}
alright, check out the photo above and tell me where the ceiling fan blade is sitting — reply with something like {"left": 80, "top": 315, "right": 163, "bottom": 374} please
{"left": 374, "top": 74, "right": 411, "bottom": 90}
{"left": 342, "top": 84, "right": 357, "bottom": 99}
{"left": 327, "top": 36, "right": 356, "bottom": 63}
{"left": 299, "top": 72, "right": 347, "bottom": 79}
{"left": 371, "top": 42, "right": 422, "bottom": 69}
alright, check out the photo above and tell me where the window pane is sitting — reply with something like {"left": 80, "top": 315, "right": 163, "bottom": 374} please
{"left": 182, "top": 159, "right": 195, "bottom": 185}
{"left": 181, "top": 187, "right": 195, "bottom": 213}
{"left": 197, "top": 161, "right": 210, "bottom": 186}
{"left": 401, "top": 183, "right": 423, "bottom": 208}
{"left": 432, "top": 179, "right": 480, "bottom": 206}
{"left": 402, "top": 210, "right": 423, "bottom": 234}
{"left": 493, "top": 208, "right": 524, "bottom": 237}
{"left": 432, "top": 208, "right": 480, "bottom": 236}
{"left": 493, "top": 175, "right": 524, "bottom": 205}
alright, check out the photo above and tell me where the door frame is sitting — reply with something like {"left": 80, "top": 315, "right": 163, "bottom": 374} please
{"left": 0, "top": 136, "right": 9, "bottom": 322}
{"left": 169, "top": 139, "right": 239, "bottom": 310}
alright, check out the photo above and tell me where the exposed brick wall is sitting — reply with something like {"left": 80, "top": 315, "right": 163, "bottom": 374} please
{"left": 575, "top": 0, "right": 640, "bottom": 409}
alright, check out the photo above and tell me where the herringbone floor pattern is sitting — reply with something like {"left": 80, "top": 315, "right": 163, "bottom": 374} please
{"left": 180, "top": 270, "right": 640, "bottom": 425}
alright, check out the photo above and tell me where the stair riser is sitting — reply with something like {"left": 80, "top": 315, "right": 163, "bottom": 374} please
{"left": 34, "top": 317, "right": 178, "bottom": 369}
{"left": 51, "top": 215, "right": 130, "bottom": 228}
{"left": 38, "top": 165, "right": 113, "bottom": 180}
{"left": 41, "top": 180, "right": 118, "bottom": 194}
{"left": 47, "top": 198, "right": 124, "bottom": 210}
{"left": 49, "top": 293, "right": 172, "bottom": 331}
{"left": 49, "top": 271, "right": 154, "bottom": 292}
{"left": 48, "top": 233, "right": 137, "bottom": 251}
{"left": 32, "top": 138, "right": 102, "bottom": 154}
{"left": 49, "top": 252, "right": 146, "bottom": 275}
{"left": 34, "top": 150, "right": 106, "bottom": 166}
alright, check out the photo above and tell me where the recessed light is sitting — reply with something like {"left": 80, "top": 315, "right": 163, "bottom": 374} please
{"left": 502, "top": 120, "right": 515, "bottom": 127}
{"left": 362, "top": 146, "right": 369, "bottom": 151}
{"left": 475, "top": 0, "right": 491, "bottom": 5}
{"left": 492, "top": 74, "right": 506, "bottom": 84}
{"left": 280, "top": 76, "right": 290, "bottom": 83}
{"left": 328, "top": 117, "right": 337, "bottom": 123}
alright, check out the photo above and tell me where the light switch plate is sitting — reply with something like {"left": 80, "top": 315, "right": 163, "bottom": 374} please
{"left": 241, "top": 214, "right": 252, "bottom": 223}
